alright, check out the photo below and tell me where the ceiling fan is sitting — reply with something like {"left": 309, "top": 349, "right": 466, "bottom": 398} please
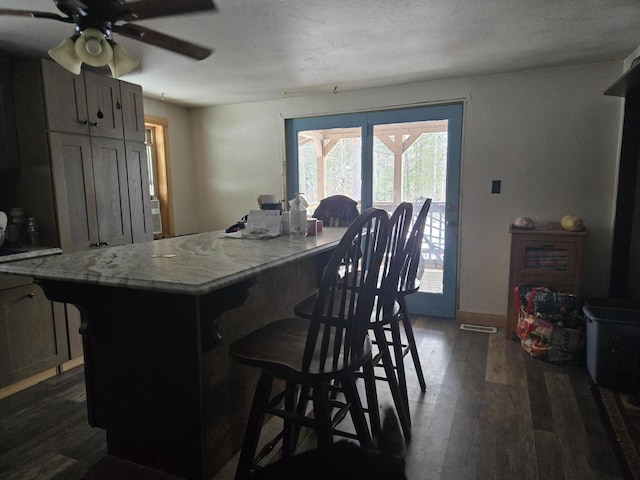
{"left": 0, "top": 0, "right": 218, "bottom": 77}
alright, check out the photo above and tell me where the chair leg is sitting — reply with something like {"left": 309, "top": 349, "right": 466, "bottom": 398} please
{"left": 340, "top": 370, "right": 373, "bottom": 448}
{"left": 389, "top": 314, "right": 411, "bottom": 426}
{"left": 362, "top": 356, "right": 381, "bottom": 438}
{"left": 282, "top": 380, "right": 298, "bottom": 458}
{"left": 398, "top": 296, "right": 427, "bottom": 391}
{"left": 291, "top": 384, "right": 312, "bottom": 452}
{"left": 311, "top": 381, "right": 332, "bottom": 449}
{"left": 235, "top": 371, "right": 274, "bottom": 480}
{"left": 371, "top": 324, "right": 412, "bottom": 441}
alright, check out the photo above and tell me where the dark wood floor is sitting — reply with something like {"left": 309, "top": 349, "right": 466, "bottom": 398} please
{"left": 0, "top": 316, "right": 626, "bottom": 480}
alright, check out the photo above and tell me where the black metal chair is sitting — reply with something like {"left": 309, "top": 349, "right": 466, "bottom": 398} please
{"left": 229, "top": 208, "right": 390, "bottom": 480}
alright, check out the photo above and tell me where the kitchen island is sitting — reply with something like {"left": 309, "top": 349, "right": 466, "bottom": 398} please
{"left": 0, "top": 228, "right": 346, "bottom": 479}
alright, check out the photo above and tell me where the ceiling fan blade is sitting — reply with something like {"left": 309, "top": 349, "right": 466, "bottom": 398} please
{"left": 113, "top": 23, "right": 212, "bottom": 60}
{"left": 0, "top": 8, "right": 73, "bottom": 22}
{"left": 118, "top": 0, "right": 218, "bottom": 22}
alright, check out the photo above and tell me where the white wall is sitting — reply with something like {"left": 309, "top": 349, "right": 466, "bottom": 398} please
{"left": 142, "top": 98, "right": 199, "bottom": 236}
{"left": 456, "top": 63, "right": 622, "bottom": 314}
{"left": 158, "top": 61, "right": 626, "bottom": 317}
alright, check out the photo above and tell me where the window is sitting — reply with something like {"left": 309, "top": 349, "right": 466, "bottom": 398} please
{"left": 285, "top": 103, "right": 463, "bottom": 317}
{"left": 144, "top": 116, "right": 174, "bottom": 238}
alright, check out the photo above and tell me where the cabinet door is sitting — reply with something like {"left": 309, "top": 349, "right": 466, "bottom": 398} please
{"left": 120, "top": 81, "right": 146, "bottom": 142}
{"left": 513, "top": 239, "right": 579, "bottom": 283}
{"left": 49, "top": 132, "right": 100, "bottom": 252}
{"left": 91, "top": 137, "right": 132, "bottom": 247}
{"left": 126, "top": 141, "right": 154, "bottom": 243}
{"left": 84, "top": 70, "right": 124, "bottom": 140}
{"left": 0, "top": 283, "right": 66, "bottom": 387}
{"left": 41, "top": 60, "right": 90, "bottom": 135}
{"left": 0, "top": 55, "right": 19, "bottom": 170}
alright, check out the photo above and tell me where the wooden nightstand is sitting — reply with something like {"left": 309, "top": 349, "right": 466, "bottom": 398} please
{"left": 507, "top": 222, "right": 587, "bottom": 339}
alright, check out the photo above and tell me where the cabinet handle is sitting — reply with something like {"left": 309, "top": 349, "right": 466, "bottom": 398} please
{"left": 90, "top": 241, "right": 109, "bottom": 247}
{"left": 81, "top": 120, "right": 100, "bottom": 127}
{"left": 25, "top": 292, "right": 35, "bottom": 299}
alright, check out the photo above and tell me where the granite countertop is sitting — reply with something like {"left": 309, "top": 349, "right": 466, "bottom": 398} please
{"left": 0, "top": 229, "right": 346, "bottom": 295}
{"left": 0, "top": 246, "right": 62, "bottom": 263}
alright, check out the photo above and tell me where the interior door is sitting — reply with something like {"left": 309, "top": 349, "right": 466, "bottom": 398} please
{"left": 286, "top": 103, "right": 463, "bottom": 318}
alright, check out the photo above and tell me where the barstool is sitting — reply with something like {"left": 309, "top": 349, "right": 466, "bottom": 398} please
{"left": 293, "top": 202, "right": 414, "bottom": 441}
{"left": 394, "top": 198, "right": 432, "bottom": 410}
{"left": 229, "top": 208, "right": 390, "bottom": 480}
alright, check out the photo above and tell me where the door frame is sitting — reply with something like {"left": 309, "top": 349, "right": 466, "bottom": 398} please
{"left": 285, "top": 102, "right": 464, "bottom": 318}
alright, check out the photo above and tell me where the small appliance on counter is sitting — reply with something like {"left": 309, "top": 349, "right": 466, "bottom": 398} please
{"left": 257, "top": 194, "right": 282, "bottom": 212}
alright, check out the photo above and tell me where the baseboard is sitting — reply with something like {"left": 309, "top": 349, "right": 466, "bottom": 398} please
{"left": 0, "top": 357, "right": 85, "bottom": 400}
{"left": 0, "top": 367, "right": 58, "bottom": 400}
{"left": 61, "top": 356, "right": 85, "bottom": 372}
{"left": 456, "top": 311, "right": 507, "bottom": 329}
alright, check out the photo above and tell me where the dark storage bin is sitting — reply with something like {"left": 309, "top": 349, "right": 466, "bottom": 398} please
{"left": 583, "top": 306, "right": 640, "bottom": 392}
{"left": 584, "top": 297, "right": 640, "bottom": 309}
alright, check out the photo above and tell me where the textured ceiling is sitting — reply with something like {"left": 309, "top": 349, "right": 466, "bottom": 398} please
{"left": 1, "top": 0, "right": 639, "bottom": 106}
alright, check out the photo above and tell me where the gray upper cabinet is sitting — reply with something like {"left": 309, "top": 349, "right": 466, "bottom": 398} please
{"left": 11, "top": 57, "right": 152, "bottom": 251}
{"left": 120, "top": 81, "right": 146, "bottom": 142}
{"left": 84, "top": 70, "right": 124, "bottom": 140}
{"left": 0, "top": 55, "right": 19, "bottom": 170}
{"left": 41, "top": 61, "right": 89, "bottom": 136}
{"left": 42, "top": 62, "right": 124, "bottom": 139}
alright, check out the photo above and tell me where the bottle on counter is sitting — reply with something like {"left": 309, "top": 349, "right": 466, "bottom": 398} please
{"left": 6, "top": 207, "right": 26, "bottom": 246}
{"left": 288, "top": 193, "right": 308, "bottom": 238}
{"left": 27, "top": 217, "right": 40, "bottom": 247}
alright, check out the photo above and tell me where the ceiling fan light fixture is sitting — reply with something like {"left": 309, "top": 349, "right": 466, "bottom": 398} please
{"left": 74, "top": 28, "right": 113, "bottom": 67}
{"left": 48, "top": 37, "right": 82, "bottom": 75}
{"left": 108, "top": 42, "right": 139, "bottom": 78}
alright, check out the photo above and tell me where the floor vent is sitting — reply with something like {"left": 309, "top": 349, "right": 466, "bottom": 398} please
{"left": 459, "top": 323, "right": 498, "bottom": 334}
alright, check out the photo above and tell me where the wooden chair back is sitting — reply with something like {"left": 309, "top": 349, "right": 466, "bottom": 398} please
{"left": 399, "top": 198, "right": 432, "bottom": 292}
{"left": 377, "top": 202, "right": 413, "bottom": 315}
{"left": 303, "top": 208, "right": 390, "bottom": 373}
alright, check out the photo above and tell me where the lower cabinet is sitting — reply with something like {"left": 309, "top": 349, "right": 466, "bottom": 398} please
{"left": 506, "top": 224, "right": 587, "bottom": 338}
{"left": 0, "top": 275, "right": 68, "bottom": 387}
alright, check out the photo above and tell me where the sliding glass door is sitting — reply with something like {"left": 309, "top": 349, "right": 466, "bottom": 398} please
{"left": 285, "top": 103, "right": 463, "bottom": 318}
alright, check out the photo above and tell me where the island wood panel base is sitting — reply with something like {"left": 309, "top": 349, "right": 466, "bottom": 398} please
{"left": 37, "top": 253, "right": 327, "bottom": 480}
